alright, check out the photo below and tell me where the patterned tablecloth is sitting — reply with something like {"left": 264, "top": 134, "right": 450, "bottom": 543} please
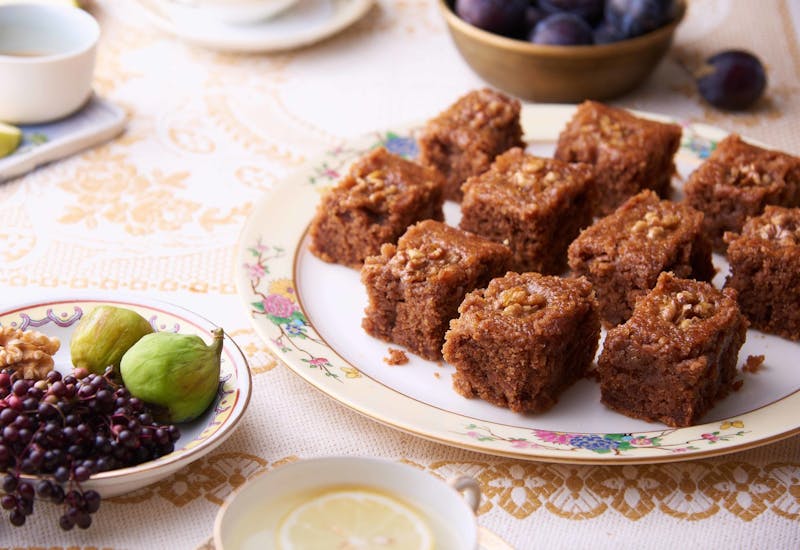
{"left": 2, "top": 0, "right": 800, "bottom": 548}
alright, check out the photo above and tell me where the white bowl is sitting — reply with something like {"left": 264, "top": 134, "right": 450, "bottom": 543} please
{"left": 173, "top": 0, "right": 299, "bottom": 24}
{"left": 214, "top": 456, "right": 482, "bottom": 549}
{"left": 0, "top": 4, "right": 99, "bottom": 124}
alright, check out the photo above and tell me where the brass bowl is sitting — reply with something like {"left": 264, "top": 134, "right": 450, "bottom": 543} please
{"left": 438, "top": 0, "right": 686, "bottom": 102}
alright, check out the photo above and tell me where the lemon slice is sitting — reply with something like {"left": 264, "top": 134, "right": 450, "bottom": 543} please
{"left": 277, "top": 488, "right": 434, "bottom": 550}
{"left": 0, "top": 122, "right": 22, "bottom": 159}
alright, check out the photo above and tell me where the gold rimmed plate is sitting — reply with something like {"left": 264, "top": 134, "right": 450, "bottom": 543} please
{"left": 236, "top": 104, "right": 800, "bottom": 464}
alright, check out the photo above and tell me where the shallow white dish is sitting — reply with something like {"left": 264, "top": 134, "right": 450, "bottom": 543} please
{"left": 170, "top": 0, "right": 299, "bottom": 25}
{"left": 137, "top": 0, "right": 374, "bottom": 52}
{"left": 236, "top": 104, "right": 800, "bottom": 464}
{"left": 1, "top": 294, "right": 252, "bottom": 497}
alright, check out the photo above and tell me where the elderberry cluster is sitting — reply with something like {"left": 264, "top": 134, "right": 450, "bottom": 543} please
{"left": 0, "top": 367, "right": 180, "bottom": 529}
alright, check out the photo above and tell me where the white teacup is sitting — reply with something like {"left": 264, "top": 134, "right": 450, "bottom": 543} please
{"left": 172, "top": 0, "right": 299, "bottom": 24}
{"left": 0, "top": 4, "right": 99, "bottom": 124}
{"left": 214, "top": 456, "right": 482, "bottom": 549}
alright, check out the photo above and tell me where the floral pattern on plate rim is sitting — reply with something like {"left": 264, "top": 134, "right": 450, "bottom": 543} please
{"left": 459, "top": 421, "right": 748, "bottom": 455}
{"left": 244, "top": 241, "right": 357, "bottom": 382}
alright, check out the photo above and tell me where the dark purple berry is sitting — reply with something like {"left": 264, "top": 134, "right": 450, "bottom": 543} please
{"left": 696, "top": 50, "right": 767, "bottom": 111}
{"left": 59, "top": 513, "right": 75, "bottom": 531}
{"left": 17, "top": 481, "right": 34, "bottom": 501}
{"left": 454, "top": 0, "right": 528, "bottom": 37}
{"left": 73, "top": 466, "right": 91, "bottom": 482}
{"left": 54, "top": 466, "right": 70, "bottom": 483}
{"left": 0, "top": 407, "right": 16, "bottom": 424}
{"left": 1, "top": 494, "right": 16, "bottom": 510}
{"left": 9, "top": 508, "right": 25, "bottom": 526}
{"left": 46, "top": 370, "right": 62, "bottom": 383}
{"left": 2, "top": 474, "right": 18, "bottom": 493}
{"left": 84, "top": 490, "right": 101, "bottom": 513}
{"left": 50, "top": 485, "right": 65, "bottom": 504}
{"left": 75, "top": 510, "right": 92, "bottom": 529}
{"left": 50, "top": 380, "right": 66, "bottom": 397}
{"left": 529, "top": 13, "right": 594, "bottom": 45}
{"left": 19, "top": 499, "right": 33, "bottom": 516}
{"left": 36, "top": 479, "right": 54, "bottom": 498}
{"left": 11, "top": 380, "right": 28, "bottom": 397}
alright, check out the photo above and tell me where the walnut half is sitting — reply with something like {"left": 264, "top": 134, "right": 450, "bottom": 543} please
{"left": 0, "top": 326, "right": 60, "bottom": 380}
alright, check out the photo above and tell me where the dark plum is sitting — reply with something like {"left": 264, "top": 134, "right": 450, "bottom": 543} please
{"left": 593, "top": 22, "right": 628, "bottom": 44}
{"left": 525, "top": 6, "right": 547, "bottom": 35}
{"left": 454, "top": 0, "right": 528, "bottom": 37}
{"left": 529, "top": 12, "right": 594, "bottom": 45}
{"left": 539, "top": 0, "right": 604, "bottom": 24}
{"left": 605, "top": 0, "right": 676, "bottom": 39}
{"left": 696, "top": 50, "right": 767, "bottom": 111}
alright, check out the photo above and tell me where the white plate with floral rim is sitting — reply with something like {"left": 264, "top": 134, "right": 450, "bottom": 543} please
{"left": 236, "top": 104, "right": 800, "bottom": 464}
{"left": 0, "top": 295, "right": 251, "bottom": 496}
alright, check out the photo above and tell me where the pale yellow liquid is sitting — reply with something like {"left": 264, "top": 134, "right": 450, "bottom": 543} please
{"left": 230, "top": 484, "right": 463, "bottom": 549}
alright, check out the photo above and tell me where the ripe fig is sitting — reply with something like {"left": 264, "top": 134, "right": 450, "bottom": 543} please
{"left": 120, "top": 328, "right": 223, "bottom": 423}
{"left": 70, "top": 306, "right": 155, "bottom": 374}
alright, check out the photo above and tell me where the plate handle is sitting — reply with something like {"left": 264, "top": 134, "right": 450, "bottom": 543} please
{"left": 448, "top": 475, "right": 481, "bottom": 513}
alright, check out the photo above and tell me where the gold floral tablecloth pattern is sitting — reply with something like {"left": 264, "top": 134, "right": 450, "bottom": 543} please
{"left": 1, "top": 1, "right": 800, "bottom": 548}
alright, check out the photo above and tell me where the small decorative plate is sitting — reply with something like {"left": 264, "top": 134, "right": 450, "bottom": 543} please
{"left": 136, "top": 0, "right": 374, "bottom": 53}
{"left": 236, "top": 104, "right": 800, "bottom": 464}
{"left": 0, "top": 295, "right": 251, "bottom": 496}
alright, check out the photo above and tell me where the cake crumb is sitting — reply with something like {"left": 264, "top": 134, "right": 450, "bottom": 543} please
{"left": 743, "top": 354, "right": 765, "bottom": 373}
{"left": 732, "top": 379, "right": 744, "bottom": 392}
{"left": 433, "top": 372, "right": 441, "bottom": 379}
{"left": 383, "top": 348, "right": 409, "bottom": 366}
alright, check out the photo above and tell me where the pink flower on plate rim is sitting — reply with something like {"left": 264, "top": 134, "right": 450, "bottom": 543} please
{"left": 244, "top": 262, "right": 266, "bottom": 279}
{"left": 533, "top": 430, "right": 578, "bottom": 445}
{"left": 263, "top": 293, "right": 296, "bottom": 318}
{"left": 308, "top": 357, "right": 329, "bottom": 367}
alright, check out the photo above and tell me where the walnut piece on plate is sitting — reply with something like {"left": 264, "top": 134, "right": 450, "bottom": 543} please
{"left": 0, "top": 326, "right": 60, "bottom": 379}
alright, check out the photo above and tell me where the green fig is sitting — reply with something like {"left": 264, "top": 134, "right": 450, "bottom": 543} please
{"left": 120, "top": 328, "right": 223, "bottom": 423}
{"left": 70, "top": 305, "right": 155, "bottom": 374}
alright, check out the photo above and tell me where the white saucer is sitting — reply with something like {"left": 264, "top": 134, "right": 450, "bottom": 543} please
{"left": 137, "top": 0, "right": 375, "bottom": 52}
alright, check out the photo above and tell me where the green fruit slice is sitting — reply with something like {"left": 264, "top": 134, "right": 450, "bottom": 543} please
{"left": 0, "top": 122, "right": 21, "bottom": 159}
